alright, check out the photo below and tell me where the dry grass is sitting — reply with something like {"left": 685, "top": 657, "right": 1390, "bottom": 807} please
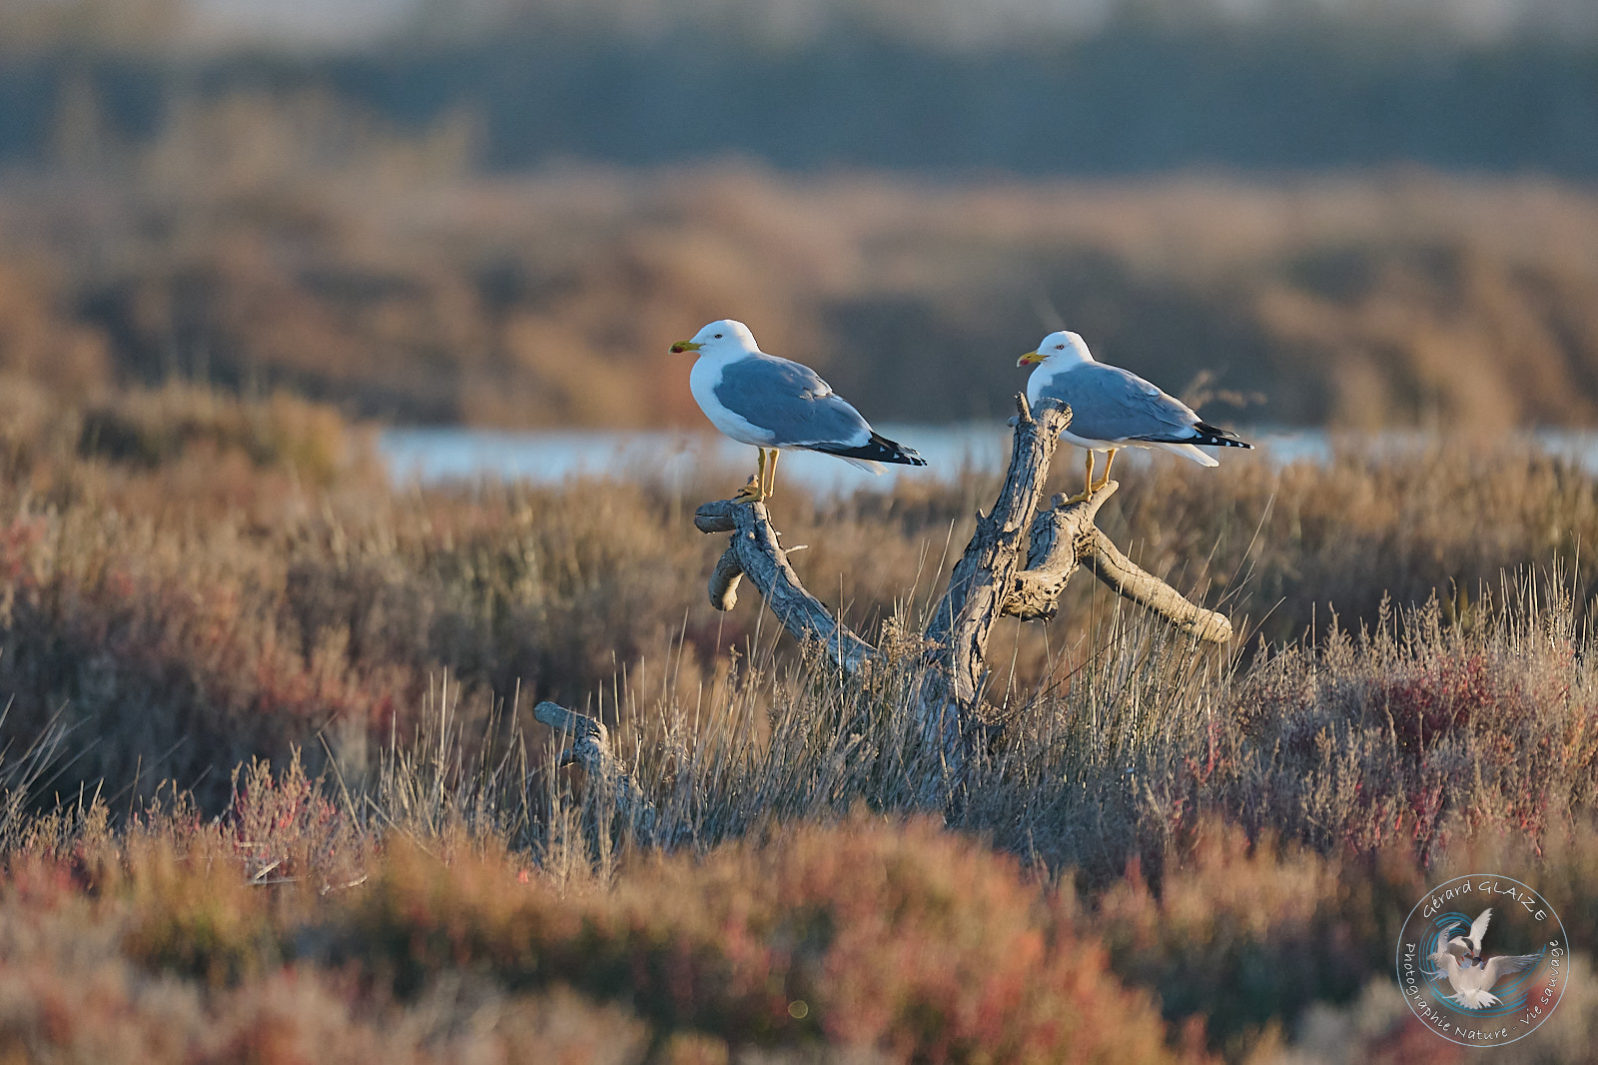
{"left": 0, "top": 390, "right": 1595, "bottom": 1059}
{"left": 2, "top": 383, "right": 1598, "bottom": 805}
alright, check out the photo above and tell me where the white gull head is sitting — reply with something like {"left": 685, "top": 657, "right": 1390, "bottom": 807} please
{"left": 671, "top": 318, "right": 760, "bottom": 357}
{"left": 1017, "top": 330, "right": 1096, "bottom": 371}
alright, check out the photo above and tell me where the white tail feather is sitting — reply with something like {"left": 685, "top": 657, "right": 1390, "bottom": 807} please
{"left": 1157, "top": 442, "right": 1220, "bottom": 468}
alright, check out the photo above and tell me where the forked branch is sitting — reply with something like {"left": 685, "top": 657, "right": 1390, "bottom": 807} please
{"left": 671, "top": 392, "right": 1234, "bottom": 797}
{"left": 911, "top": 394, "right": 1072, "bottom": 764}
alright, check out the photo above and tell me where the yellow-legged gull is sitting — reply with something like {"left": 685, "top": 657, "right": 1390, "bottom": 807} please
{"left": 1019, "top": 329, "right": 1251, "bottom": 499}
{"left": 671, "top": 319, "right": 925, "bottom": 501}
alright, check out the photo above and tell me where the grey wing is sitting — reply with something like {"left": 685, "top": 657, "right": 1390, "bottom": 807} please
{"left": 1041, "top": 364, "right": 1201, "bottom": 443}
{"left": 1484, "top": 954, "right": 1543, "bottom": 986}
{"left": 713, "top": 354, "right": 872, "bottom": 448}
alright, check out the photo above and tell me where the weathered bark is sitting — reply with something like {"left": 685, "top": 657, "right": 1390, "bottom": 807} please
{"left": 1080, "top": 530, "right": 1234, "bottom": 642}
{"left": 1003, "top": 483, "right": 1121, "bottom": 620}
{"left": 534, "top": 699, "right": 659, "bottom": 842}
{"left": 694, "top": 498, "right": 877, "bottom": 672}
{"left": 911, "top": 395, "right": 1072, "bottom": 769}
{"left": 1003, "top": 485, "right": 1233, "bottom": 642}
{"left": 708, "top": 545, "right": 745, "bottom": 612}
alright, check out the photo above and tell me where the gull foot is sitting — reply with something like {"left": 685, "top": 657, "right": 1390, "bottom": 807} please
{"left": 731, "top": 476, "right": 765, "bottom": 504}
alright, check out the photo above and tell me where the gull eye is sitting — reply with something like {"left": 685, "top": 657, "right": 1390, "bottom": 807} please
{"left": 714, "top": 333, "right": 723, "bottom": 339}
{"left": 1055, "top": 343, "right": 1065, "bottom": 350}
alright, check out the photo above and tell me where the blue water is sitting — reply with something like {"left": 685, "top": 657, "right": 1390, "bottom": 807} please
{"left": 378, "top": 425, "right": 1598, "bottom": 495}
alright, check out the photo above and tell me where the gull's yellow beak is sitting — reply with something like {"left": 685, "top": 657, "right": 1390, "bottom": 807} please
{"left": 670, "top": 340, "right": 701, "bottom": 354}
{"left": 1017, "top": 350, "right": 1045, "bottom": 367}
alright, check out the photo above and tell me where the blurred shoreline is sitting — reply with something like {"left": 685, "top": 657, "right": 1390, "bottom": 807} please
{"left": 377, "top": 423, "right": 1598, "bottom": 492}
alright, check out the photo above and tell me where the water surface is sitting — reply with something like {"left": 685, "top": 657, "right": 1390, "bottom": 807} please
{"left": 379, "top": 425, "right": 1598, "bottom": 495}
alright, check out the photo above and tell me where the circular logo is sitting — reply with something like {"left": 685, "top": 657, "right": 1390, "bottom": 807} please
{"left": 1396, "top": 873, "right": 1569, "bottom": 1047}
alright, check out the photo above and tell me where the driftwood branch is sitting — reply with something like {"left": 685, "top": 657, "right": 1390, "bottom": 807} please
{"left": 1004, "top": 485, "right": 1233, "bottom": 643}
{"left": 1004, "top": 483, "right": 1120, "bottom": 619}
{"left": 1080, "top": 529, "right": 1233, "bottom": 642}
{"left": 534, "top": 700, "right": 659, "bottom": 841}
{"left": 694, "top": 498, "right": 877, "bottom": 672}
{"left": 690, "top": 396, "right": 1233, "bottom": 755}
{"left": 912, "top": 395, "right": 1072, "bottom": 768}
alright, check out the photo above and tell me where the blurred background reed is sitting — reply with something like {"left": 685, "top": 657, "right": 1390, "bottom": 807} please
{"left": 1, "top": 0, "right": 1597, "bottom": 431}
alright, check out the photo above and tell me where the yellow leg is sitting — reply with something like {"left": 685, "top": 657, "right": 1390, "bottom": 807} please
{"left": 1065, "top": 450, "right": 1094, "bottom": 504}
{"left": 1091, "top": 448, "right": 1117, "bottom": 492}
{"left": 765, "top": 449, "right": 780, "bottom": 498}
{"left": 734, "top": 449, "right": 766, "bottom": 502}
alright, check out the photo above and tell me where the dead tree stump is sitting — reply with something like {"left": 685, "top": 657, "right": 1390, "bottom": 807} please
{"left": 541, "top": 394, "right": 1232, "bottom": 826}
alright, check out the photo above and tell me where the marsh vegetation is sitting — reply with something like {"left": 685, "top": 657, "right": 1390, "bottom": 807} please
{"left": 3, "top": 11, "right": 1597, "bottom": 1054}
{"left": 0, "top": 384, "right": 1594, "bottom": 1061}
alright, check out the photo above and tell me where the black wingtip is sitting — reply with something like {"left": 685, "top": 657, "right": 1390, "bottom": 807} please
{"left": 1193, "top": 421, "right": 1253, "bottom": 449}
{"left": 813, "top": 431, "right": 927, "bottom": 466}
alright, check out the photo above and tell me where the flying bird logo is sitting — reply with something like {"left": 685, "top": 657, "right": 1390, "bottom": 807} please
{"left": 1397, "top": 874, "right": 1569, "bottom": 1047}
{"left": 1427, "top": 907, "right": 1544, "bottom": 1009}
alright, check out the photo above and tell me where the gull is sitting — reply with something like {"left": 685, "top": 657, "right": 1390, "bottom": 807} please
{"left": 1429, "top": 948, "right": 1542, "bottom": 1009}
{"left": 671, "top": 319, "right": 925, "bottom": 502}
{"left": 1018, "top": 330, "right": 1251, "bottom": 501}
